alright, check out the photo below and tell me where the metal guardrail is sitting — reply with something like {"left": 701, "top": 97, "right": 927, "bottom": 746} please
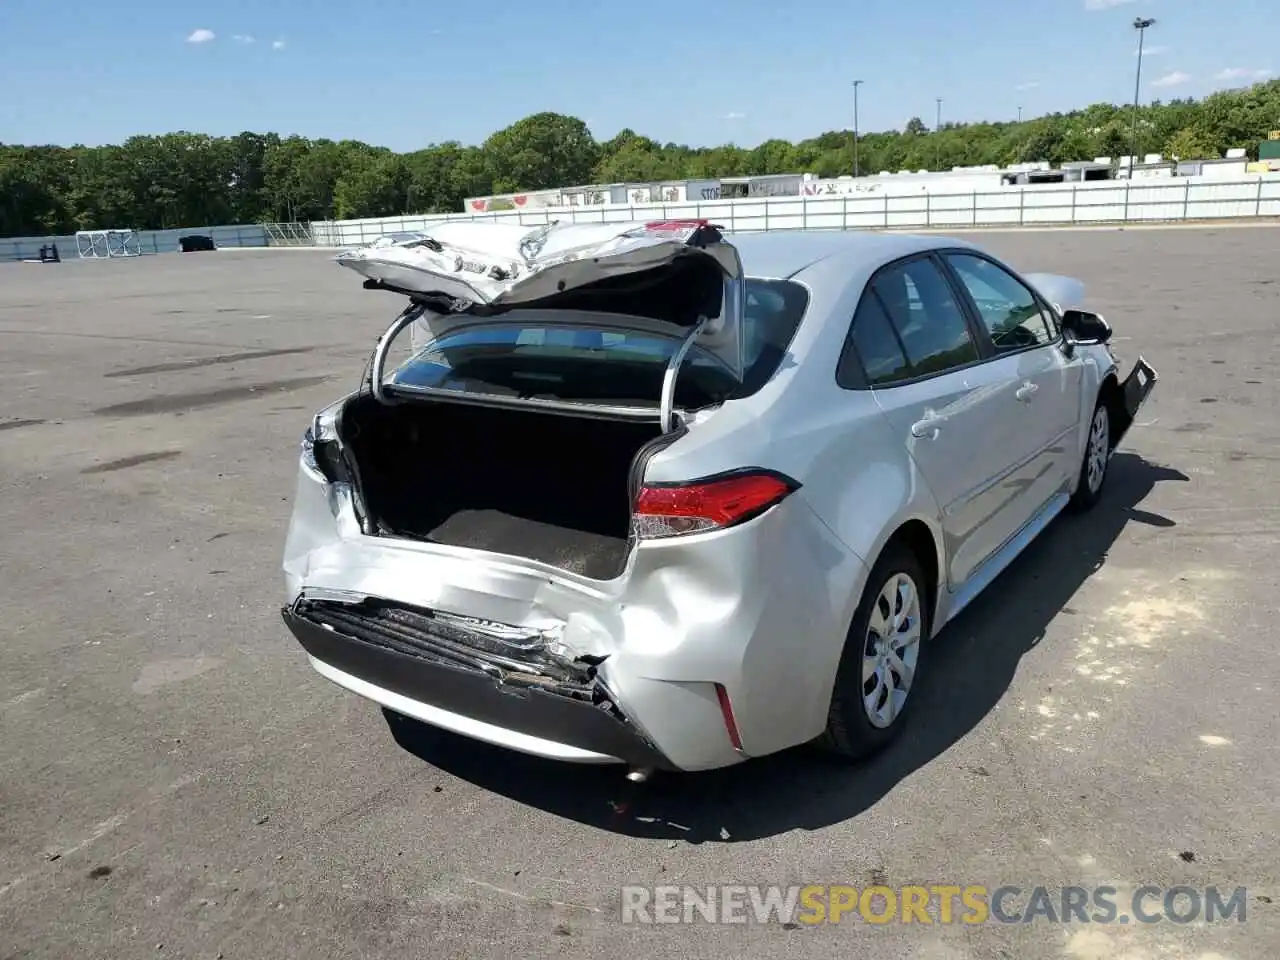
{"left": 262, "top": 222, "right": 317, "bottom": 246}
{"left": 5, "top": 178, "right": 1278, "bottom": 261}
{"left": 310, "top": 177, "right": 1280, "bottom": 247}
{"left": 0, "top": 223, "right": 302, "bottom": 262}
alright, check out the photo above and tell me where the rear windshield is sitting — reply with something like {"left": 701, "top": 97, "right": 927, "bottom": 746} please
{"left": 387, "top": 278, "right": 810, "bottom": 408}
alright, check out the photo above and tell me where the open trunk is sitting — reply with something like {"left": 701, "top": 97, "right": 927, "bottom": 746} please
{"left": 324, "top": 220, "right": 751, "bottom": 581}
{"left": 340, "top": 394, "right": 663, "bottom": 581}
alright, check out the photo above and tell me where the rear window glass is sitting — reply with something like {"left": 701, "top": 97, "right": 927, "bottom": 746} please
{"left": 389, "top": 278, "right": 809, "bottom": 406}
{"left": 845, "top": 294, "right": 912, "bottom": 386}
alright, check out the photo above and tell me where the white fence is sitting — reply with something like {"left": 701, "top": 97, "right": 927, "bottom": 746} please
{"left": 311, "top": 176, "right": 1280, "bottom": 247}
{"left": 7, "top": 176, "right": 1277, "bottom": 261}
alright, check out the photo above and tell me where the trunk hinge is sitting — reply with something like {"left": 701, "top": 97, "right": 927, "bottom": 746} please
{"left": 368, "top": 302, "right": 427, "bottom": 405}
{"left": 659, "top": 316, "right": 708, "bottom": 433}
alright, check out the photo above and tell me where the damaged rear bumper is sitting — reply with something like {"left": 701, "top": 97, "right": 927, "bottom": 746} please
{"left": 281, "top": 598, "right": 675, "bottom": 769}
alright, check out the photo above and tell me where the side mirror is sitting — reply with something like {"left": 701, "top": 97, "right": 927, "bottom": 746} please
{"left": 1061, "top": 308, "right": 1113, "bottom": 345}
{"left": 1061, "top": 326, "right": 1077, "bottom": 358}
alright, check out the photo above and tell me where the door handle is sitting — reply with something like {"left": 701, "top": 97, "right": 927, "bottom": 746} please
{"left": 911, "top": 417, "right": 941, "bottom": 439}
{"left": 1016, "top": 381, "right": 1038, "bottom": 402}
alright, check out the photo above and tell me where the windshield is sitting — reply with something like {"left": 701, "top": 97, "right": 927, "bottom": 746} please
{"left": 387, "top": 278, "right": 810, "bottom": 409}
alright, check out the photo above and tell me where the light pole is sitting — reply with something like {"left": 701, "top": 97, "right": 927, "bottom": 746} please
{"left": 935, "top": 98, "right": 943, "bottom": 170}
{"left": 1130, "top": 16, "right": 1157, "bottom": 177}
{"left": 852, "top": 79, "right": 864, "bottom": 178}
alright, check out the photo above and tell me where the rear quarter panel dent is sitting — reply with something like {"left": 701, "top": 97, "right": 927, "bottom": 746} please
{"left": 612, "top": 497, "right": 858, "bottom": 757}
{"left": 283, "top": 466, "right": 345, "bottom": 602}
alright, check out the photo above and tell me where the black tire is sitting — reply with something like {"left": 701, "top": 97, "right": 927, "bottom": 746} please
{"left": 819, "top": 542, "right": 931, "bottom": 760}
{"left": 1071, "top": 395, "right": 1111, "bottom": 512}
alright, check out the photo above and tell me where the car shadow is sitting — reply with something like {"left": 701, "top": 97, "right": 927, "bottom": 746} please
{"left": 384, "top": 452, "right": 1189, "bottom": 842}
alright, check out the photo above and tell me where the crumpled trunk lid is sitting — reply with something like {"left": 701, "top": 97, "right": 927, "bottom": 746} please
{"left": 336, "top": 219, "right": 747, "bottom": 381}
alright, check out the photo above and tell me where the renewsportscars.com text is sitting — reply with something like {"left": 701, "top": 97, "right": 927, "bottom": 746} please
{"left": 620, "top": 884, "right": 1250, "bottom": 926}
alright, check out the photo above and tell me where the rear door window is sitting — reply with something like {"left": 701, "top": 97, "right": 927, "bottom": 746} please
{"left": 873, "top": 257, "right": 979, "bottom": 377}
{"left": 843, "top": 256, "right": 979, "bottom": 385}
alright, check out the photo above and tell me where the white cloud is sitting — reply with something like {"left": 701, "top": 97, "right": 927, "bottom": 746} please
{"left": 724, "top": 111, "right": 746, "bottom": 121}
{"left": 272, "top": 39, "right": 287, "bottom": 50}
{"left": 1151, "top": 71, "right": 1192, "bottom": 88}
{"left": 1136, "top": 45, "right": 1168, "bottom": 56}
{"left": 232, "top": 34, "right": 255, "bottom": 44}
{"left": 1084, "top": 0, "right": 1137, "bottom": 9}
{"left": 1015, "top": 81, "right": 1040, "bottom": 91}
{"left": 1214, "top": 67, "right": 1272, "bottom": 82}
{"left": 186, "top": 29, "right": 216, "bottom": 44}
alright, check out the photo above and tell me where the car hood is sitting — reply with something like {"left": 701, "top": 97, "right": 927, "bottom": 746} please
{"left": 1023, "top": 272, "right": 1087, "bottom": 313}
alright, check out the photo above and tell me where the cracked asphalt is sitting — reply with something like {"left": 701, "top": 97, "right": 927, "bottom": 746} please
{"left": 1, "top": 226, "right": 1277, "bottom": 959}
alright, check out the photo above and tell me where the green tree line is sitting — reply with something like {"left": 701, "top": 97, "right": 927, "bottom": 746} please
{"left": 2, "top": 79, "right": 1277, "bottom": 238}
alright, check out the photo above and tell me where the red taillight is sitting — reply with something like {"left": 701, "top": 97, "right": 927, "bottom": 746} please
{"left": 632, "top": 470, "right": 797, "bottom": 540}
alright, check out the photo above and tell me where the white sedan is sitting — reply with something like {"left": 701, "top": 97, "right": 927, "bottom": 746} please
{"left": 281, "top": 221, "right": 1157, "bottom": 775}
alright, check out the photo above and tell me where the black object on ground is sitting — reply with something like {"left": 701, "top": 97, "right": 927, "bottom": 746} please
{"left": 179, "top": 235, "right": 216, "bottom": 253}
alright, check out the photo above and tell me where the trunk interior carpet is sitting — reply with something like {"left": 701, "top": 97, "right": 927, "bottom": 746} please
{"left": 422, "top": 509, "right": 629, "bottom": 581}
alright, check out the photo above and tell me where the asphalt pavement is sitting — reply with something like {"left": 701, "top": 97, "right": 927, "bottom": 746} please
{"left": 1, "top": 227, "right": 1277, "bottom": 959}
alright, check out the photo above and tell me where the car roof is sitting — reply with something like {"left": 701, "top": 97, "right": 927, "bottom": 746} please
{"left": 725, "top": 230, "right": 977, "bottom": 281}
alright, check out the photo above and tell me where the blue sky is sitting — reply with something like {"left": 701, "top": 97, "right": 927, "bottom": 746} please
{"left": 1, "top": 0, "right": 1276, "bottom": 152}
